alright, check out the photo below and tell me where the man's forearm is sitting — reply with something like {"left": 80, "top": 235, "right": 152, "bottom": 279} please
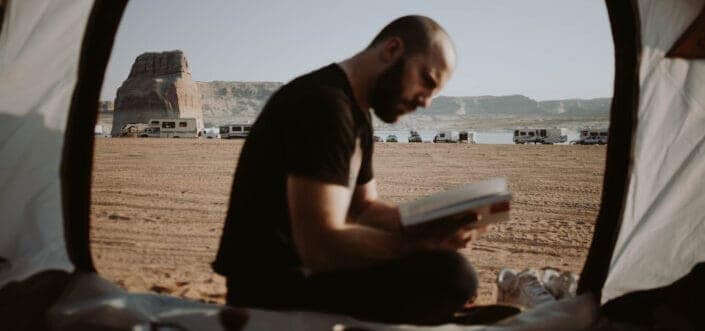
{"left": 301, "top": 222, "right": 413, "bottom": 273}
{"left": 349, "top": 199, "right": 402, "bottom": 232}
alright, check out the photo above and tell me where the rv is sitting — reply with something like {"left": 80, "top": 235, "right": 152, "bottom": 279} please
{"left": 459, "top": 130, "right": 476, "bottom": 144}
{"left": 219, "top": 123, "right": 252, "bottom": 139}
{"left": 513, "top": 128, "right": 567, "bottom": 144}
{"left": 433, "top": 131, "right": 459, "bottom": 143}
{"left": 571, "top": 128, "right": 608, "bottom": 145}
{"left": 141, "top": 118, "right": 198, "bottom": 138}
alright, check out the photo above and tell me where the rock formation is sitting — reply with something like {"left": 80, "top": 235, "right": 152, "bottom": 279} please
{"left": 197, "top": 81, "right": 282, "bottom": 126}
{"left": 111, "top": 50, "right": 203, "bottom": 136}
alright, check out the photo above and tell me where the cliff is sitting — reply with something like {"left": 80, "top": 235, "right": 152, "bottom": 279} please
{"left": 111, "top": 50, "right": 204, "bottom": 136}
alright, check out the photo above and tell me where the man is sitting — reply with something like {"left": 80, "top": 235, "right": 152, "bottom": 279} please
{"left": 213, "top": 15, "right": 486, "bottom": 324}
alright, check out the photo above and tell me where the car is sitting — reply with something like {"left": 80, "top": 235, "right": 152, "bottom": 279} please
{"left": 386, "top": 134, "right": 398, "bottom": 143}
{"left": 408, "top": 130, "right": 422, "bottom": 143}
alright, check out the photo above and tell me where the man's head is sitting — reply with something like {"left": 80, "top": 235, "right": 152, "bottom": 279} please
{"left": 367, "top": 15, "right": 456, "bottom": 123}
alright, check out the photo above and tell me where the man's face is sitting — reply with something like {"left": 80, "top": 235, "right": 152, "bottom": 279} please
{"left": 370, "top": 41, "right": 455, "bottom": 123}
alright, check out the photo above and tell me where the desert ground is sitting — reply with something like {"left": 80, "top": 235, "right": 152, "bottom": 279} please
{"left": 91, "top": 139, "right": 605, "bottom": 305}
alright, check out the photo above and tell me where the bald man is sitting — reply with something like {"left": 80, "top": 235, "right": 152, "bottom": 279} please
{"left": 213, "top": 15, "right": 484, "bottom": 324}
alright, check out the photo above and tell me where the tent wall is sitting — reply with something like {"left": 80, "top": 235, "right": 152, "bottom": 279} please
{"left": 578, "top": 0, "right": 641, "bottom": 302}
{"left": 62, "top": 0, "right": 128, "bottom": 273}
{"left": 602, "top": 0, "right": 705, "bottom": 303}
{"left": 0, "top": 0, "right": 94, "bottom": 287}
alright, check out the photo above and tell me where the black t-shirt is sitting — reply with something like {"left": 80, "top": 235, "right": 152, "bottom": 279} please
{"left": 212, "top": 64, "right": 374, "bottom": 279}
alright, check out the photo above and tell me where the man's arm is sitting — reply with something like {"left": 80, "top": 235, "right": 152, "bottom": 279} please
{"left": 347, "top": 179, "right": 403, "bottom": 232}
{"left": 287, "top": 175, "right": 412, "bottom": 273}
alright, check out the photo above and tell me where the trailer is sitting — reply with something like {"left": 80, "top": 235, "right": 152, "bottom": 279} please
{"left": 513, "top": 128, "right": 567, "bottom": 144}
{"left": 433, "top": 131, "right": 459, "bottom": 143}
{"left": 219, "top": 123, "right": 252, "bottom": 139}
{"left": 141, "top": 118, "right": 198, "bottom": 138}
{"left": 571, "top": 128, "right": 608, "bottom": 145}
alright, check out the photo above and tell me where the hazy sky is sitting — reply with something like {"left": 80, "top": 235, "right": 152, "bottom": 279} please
{"left": 101, "top": 1, "right": 614, "bottom": 102}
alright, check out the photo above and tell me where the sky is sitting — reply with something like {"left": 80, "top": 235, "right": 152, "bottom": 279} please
{"left": 101, "top": 0, "right": 614, "bottom": 102}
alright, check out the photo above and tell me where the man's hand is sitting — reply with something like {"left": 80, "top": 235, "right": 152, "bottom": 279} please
{"left": 407, "top": 210, "right": 491, "bottom": 251}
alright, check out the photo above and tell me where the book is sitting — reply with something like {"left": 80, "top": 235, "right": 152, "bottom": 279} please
{"left": 399, "top": 177, "right": 512, "bottom": 231}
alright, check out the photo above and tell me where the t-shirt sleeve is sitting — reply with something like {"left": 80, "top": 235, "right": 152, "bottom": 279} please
{"left": 282, "top": 87, "right": 356, "bottom": 186}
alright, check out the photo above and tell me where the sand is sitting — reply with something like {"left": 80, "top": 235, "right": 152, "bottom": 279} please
{"left": 91, "top": 139, "right": 605, "bottom": 305}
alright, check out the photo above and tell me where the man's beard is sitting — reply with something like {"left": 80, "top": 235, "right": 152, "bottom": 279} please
{"left": 370, "top": 57, "right": 407, "bottom": 123}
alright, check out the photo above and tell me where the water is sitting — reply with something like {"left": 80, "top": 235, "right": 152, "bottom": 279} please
{"left": 374, "top": 130, "right": 581, "bottom": 144}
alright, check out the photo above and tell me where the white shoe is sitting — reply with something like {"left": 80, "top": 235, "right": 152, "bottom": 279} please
{"left": 496, "top": 268, "right": 518, "bottom": 304}
{"left": 497, "top": 268, "right": 554, "bottom": 309}
{"left": 542, "top": 268, "right": 578, "bottom": 300}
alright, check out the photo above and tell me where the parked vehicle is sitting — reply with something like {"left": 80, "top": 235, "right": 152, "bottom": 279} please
{"left": 219, "top": 123, "right": 252, "bottom": 139}
{"left": 94, "top": 124, "right": 110, "bottom": 138}
{"left": 373, "top": 135, "right": 383, "bottom": 142}
{"left": 199, "top": 127, "right": 219, "bottom": 139}
{"left": 433, "top": 131, "right": 458, "bottom": 143}
{"left": 140, "top": 118, "right": 198, "bottom": 138}
{"left": 571, "top": 128, "right": 608, "bottom": 145}
{"left": 408, "top": 130, "right": 422, "bottom": 143}
{"left": 386, "top": 134, "right": 398, "bottom": 143}
{"left": 513, "top": 128, "right": 567, "bottom": 144}
{"left": 458, "top": 130, "right": 476, "bottom": 144}
{"left": 119, "top": 123, "right": 150, "bottom": 137}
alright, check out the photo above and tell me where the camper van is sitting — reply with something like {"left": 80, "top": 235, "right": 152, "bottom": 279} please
{"left": 513, "top": 128, "right": 567, "bottom": 144}
{"left": 219, "top": 123, "right": 252, "bottom": 139}
{"left": 141, "top": 118, "right": 198, "bottom": 138}
{"left": 571, "top": 128, "right": 609, "bottom": 145}
{"left": 433, "top": 131, "right": 459, "bottom": 143}
{"left": 458, "top": 130, "right": 476, "bottom": 144}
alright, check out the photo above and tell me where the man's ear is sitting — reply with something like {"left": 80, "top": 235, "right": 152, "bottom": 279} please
{"left": 380, "top": 37, "right": 404, "bottom": 64}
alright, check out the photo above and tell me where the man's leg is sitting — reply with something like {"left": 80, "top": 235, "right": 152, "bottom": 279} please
{"left": 302, "top": 250, "right": 478, "bottom": 325}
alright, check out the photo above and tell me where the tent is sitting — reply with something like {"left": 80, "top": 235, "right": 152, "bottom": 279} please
{"left": 0, "top": 0, "right": 703, "bottom": 329}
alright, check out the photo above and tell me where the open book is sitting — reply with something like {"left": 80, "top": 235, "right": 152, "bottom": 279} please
{"left": 399, "top": 177, "right": 512, "bottom": 230}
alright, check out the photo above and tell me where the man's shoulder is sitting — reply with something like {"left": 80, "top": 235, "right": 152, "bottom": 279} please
{"left": 284, "top": 64, "right": 351, "bottom": 101}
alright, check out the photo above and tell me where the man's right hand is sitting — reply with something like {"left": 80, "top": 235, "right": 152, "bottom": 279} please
{"left": 408, "top": 211, "right": 490, "bottom": 251}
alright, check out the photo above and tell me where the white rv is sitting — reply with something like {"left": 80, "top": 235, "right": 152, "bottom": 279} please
{"left": 513, "top": 128, "right": 567, "bottom": 144}
{"left": 571, "top": 128, "right": 608, "bottom": 145}
{"left": 219, "top": 123, "right": 252, "bottom": 139}
{"left": 433, "top": 131, "right": 459, "bottom": 143}
{"left": 141, "top": 118, "right": 198, "bottom": 138}
{"left": 458, "top": 130, "right": 476, "bottom": 144}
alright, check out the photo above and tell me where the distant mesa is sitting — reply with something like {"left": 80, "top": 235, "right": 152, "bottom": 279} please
{"left": 105, "top": 50, "right": 610, "bottom": 132}
{"left": 110, "top": 50, "right": 204, "bottom": 136}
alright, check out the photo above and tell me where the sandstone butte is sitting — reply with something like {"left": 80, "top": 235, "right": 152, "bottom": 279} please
{"left": 111, "top": 50, "right": 204, "bottom": 137}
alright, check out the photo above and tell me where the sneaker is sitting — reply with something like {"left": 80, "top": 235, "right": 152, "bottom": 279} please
{"left": 496, "top": 268, "right": 519, "bottom": 305}
{"left": 542, "top": 268, "right": 578, "bottom": 300}
{"left": 497, "top": 268, "right": 554, "bottom": 309}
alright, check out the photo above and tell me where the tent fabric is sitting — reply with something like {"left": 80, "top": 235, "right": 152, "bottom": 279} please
{"left": 602, "top": 0, "right": 705, "bottom": 303}
{"left": 0, "top": 0, "right": 94, "bottom": 288}
{"left": 47, "top": 272, "right": 597, "bottom": 331}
